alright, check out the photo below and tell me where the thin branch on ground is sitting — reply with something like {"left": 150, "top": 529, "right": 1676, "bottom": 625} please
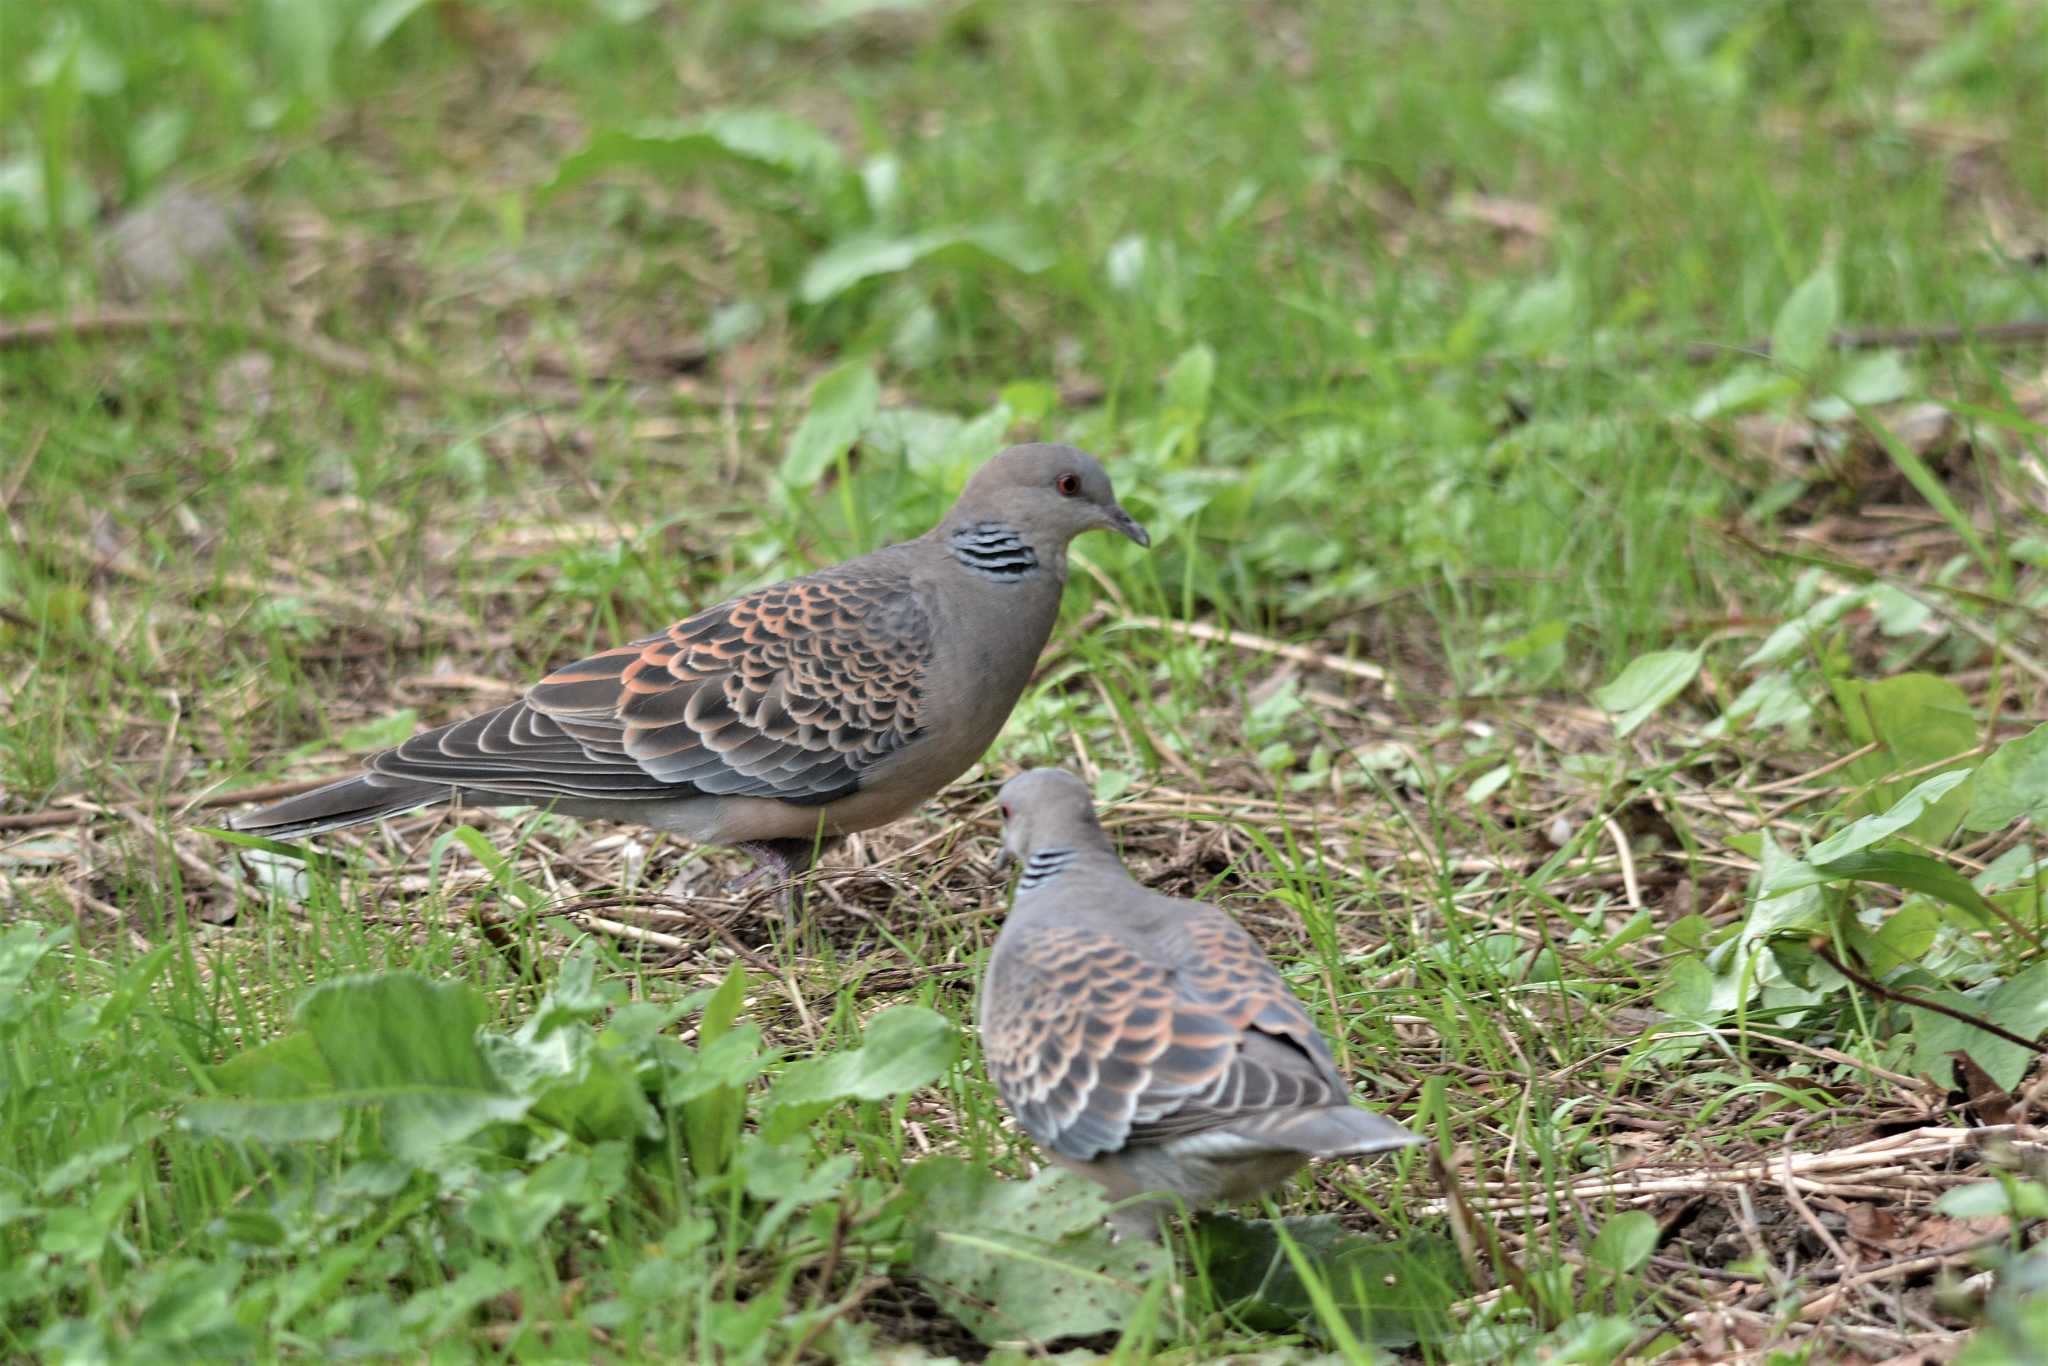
{"left": 1812, "top": 939, "right": 2048, "bottom": 1053}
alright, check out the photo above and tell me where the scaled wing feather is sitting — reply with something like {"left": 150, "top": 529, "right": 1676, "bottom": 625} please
{"left": 367, "top": 562, "right": 932, "bottom": 805}
{"left": 983, "top": 914, "right": 1350, "bottom": 1163}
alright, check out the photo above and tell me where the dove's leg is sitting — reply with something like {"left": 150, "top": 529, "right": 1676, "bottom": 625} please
{"left": 728, "top": 837, "right": 839, "bottom": 918}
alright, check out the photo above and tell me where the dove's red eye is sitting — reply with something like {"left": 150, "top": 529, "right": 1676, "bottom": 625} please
{"left": 999, "top": 802, "right": 1013, "bottom": 820}
{"left": 1055, "top": 473, "right": 1081, "bottom": 496}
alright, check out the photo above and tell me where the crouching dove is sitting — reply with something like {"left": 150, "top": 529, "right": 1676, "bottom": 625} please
{"left": 229, "top": 446, "right": 1148, "bottom": 888}
{"left": 980, "top": 768, "right": 1418, "bottom": 1240}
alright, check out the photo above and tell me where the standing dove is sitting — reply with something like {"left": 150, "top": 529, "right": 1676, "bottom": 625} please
{"left": 980, "top": 768, "right": 1417, "bottom": 1239}
{"left": 230, "top": 446, "right": 1148, "bottom": 886}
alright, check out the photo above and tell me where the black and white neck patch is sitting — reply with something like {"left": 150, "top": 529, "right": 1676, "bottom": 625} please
{"left": 1017, "top": 847, "right": 1077, "bottom": 892}
{"left": 949, "top": 522, "right": 1040, "bottom": 581}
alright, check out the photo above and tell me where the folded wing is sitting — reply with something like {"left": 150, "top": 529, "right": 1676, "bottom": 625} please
{"left": 983, "top": 913, "right": 1369, "bottom": 1163}
{"left": 367, "top": 565, "right": 933, "bottom": 807}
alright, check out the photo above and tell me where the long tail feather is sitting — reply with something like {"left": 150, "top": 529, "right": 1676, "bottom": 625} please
{"left": 228, "top": 774, "right": 449, "bottom": 840}
{"left": 1243, "top": 1105, "right": 1421, "bottom": 1158}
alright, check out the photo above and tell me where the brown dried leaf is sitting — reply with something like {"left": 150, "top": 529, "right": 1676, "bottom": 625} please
{"left": 1901, "top": 1215, "right": 2009, "bottom": 1255}
{"left": 1844, "top": 1201, "right": 1898, "bottom": 1248}
{"left": 1956, "top": 1053, "right": 2019, "bottom": 1127}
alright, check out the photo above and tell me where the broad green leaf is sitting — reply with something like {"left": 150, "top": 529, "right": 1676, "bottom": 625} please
{"left": 1193, "top": 1214, "right": 1462, "bottom": 1347}
{"left": 1104, "top": 233, "right": 1153, "bottom": 291}
{"left": 0, "top": 1191, "right": 39, "bottom": 1231}
{"left": 1588, "top": 1210, "right": 1659, "bottom": 1274}
{"left": 661, "top": 1025, "right": 770, "bottom": 1105}
{"left": 530, "top": 946, "right": 618, "bottom": 1035}
{"left": 1760, "top": 848, "right": 1998, "bottom": 927}
{"left": 479, "top": 960, "right": 658, "bottom": 1143}
{"left": 1867, "top": 582, "right": 1932, "bottom": 635}
{"left": 38, "top": 1121, "right": 162, "bottom": 1197}
{"left": 0, "top": 156, "right": 97, "bottom": 234}
{"left": 707, "top": 299, "right": 763, "bottom": 351}
{"left": 1855, "top": 900, "right": 1941, "bottom": 975}
{"left": 945, "top": 404, "right": 1012, "bottom": 470}
{"left": 1652, "top": 955, "right": 1742, "bottom": 1020}
{"left": 664, "top": 1013, "right": 767, "bottom": 1181}
{"left": 1501, "top": 618, "right": 1568, "bottom": 685}
{"left": 1814, "top": 851, "right": 1998, "bottom": 926}
{"left": 462, "top": 1148, "right": 626, "bottom": 1247}
{"left": 905, "top": 1158, "right": 1155, "bottom": 1345}
{"left": 1965, "top": 723, "right": 2048, "bottom": 831}
{"left": 1162, "top": 342, "right": 1216, "bottom": 416}
{"left": 1831, "top": 349, "right": 1914, "bottom": 407}
{"left": 182, "top": 1031, "right": 341, "bottom": 1143}
{"left": 1689, "top": 365, "right": 1800, "bottom": 420}
{"left": 0, "top": 923, "right": 70, "bottom": 1006}
{"left": 38, "top": 1177, "right": 139, "bottom": 1262}
{"left": 356, "top": 0, "right": 429, "bottom": 49}
{"left": 1701, "top": 669, "right": 1811, "bottom": 739}
{"left": 127, "top": 108, "right": 189, "bottom": 184}
{"left": 27, "top": 25, "right": 126, "bottom": 94}
{"left": 398, "top": 1263, "right": 520, "bottom": 1339}
{"left": 1909, "top": 960, "right": 2048, "bottom": 1090}
{"left": 1592, "top": 648, "right": 1703, "bottom": 737}
{"left": 184, "top": 974, "right": 528, "bottom": 1158}
{"left": 1805, "top": 770, "right": 1974, "bottom": 863}
{"left": 546, "top": 109, "right": 846, "bottom": 196}
{"left": 867, "top": 401, "right": 1013, "bottom": 480}
{"left": 530, "top": 1051, "right": 657, "bottom": 1142}
{"left": 1466, "top": 763, "right": 1512, "bottom": 806}
{"left": 1833, "top": 672, "right": 1977, "bottom": 843}
{"left": 1771, "top": 263, "right": 1839, "bottom": 375}
{"left": 699, "top": 962, "right": 749, "bottom": 1044}
{"left": 1936, "top": 1180, "right": 2048, "bottom": 1219}
{"left": 1746, "top": 835, "right": 1828, "bottom": 938}
{"left": 1503, "top": 274, "right": 1579, "bottom": 353}
{"left": 114, "top": 1259, "right": 253, "bottom": 1359}
{"left": 1976, "top": 845, "right": 2047, "bottom": 893}
{"left": 297, "top": 972, "right": 527, "bottom": 1161}
{"left": 999, "top": 379, "right": 1058, "bottom": 425}
{"left": 779, "top": 361, "right": 879, "bottom": 488}
{"left": 740, "top": 1145, "right": 857, "bottom": 1249}
{"left": 798, "top": 223, "right": 1053, "bottom": 304}
{"left": 863, "top": 405, "right": 967, "bottom": 471}
{"left": 765, "top": 1004, "right": 957, "bottom": 1111}
{"left": 1539, "top": 1316, "right": 1643, "bottom": 1363}
{"left": 1742, "top": 590, "right": 1864, "bottom": 668}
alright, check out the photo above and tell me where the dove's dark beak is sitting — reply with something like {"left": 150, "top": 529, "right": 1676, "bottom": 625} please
{"left": 1108, "top": 506, "right": 1150, "bottom": 548}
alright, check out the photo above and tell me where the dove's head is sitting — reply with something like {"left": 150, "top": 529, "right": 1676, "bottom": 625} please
{"left": 996, "top": 767, "right": 1114, "bottom": 867}
{"left": 948, "top": 444, "right": 1149, "bottom": 551}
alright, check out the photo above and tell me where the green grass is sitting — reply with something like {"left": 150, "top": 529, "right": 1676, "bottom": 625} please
{"left": 4, "top": 0, "right": 2048, "bottom": 1360}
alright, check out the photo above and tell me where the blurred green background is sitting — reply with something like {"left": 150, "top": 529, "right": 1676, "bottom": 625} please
{"left": 3, "top": 2, "right": 2046, "bottom": 1361}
